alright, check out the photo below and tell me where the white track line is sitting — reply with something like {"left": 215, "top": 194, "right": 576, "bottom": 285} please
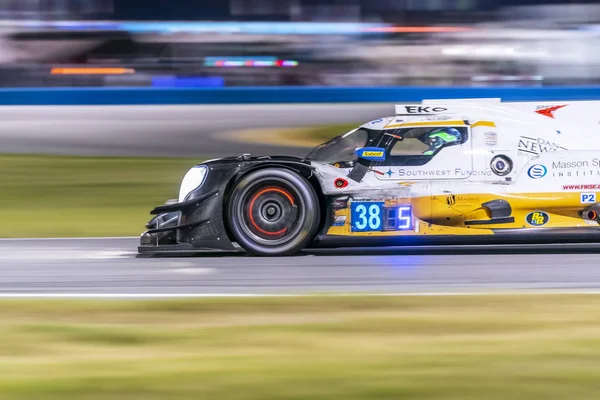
{"left": 0, "top": 291, "right": 600, "bottom": 298}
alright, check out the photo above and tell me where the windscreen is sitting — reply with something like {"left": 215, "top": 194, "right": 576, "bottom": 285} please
{"left": 306, "top": 128, "right": 369, "bottom": 165}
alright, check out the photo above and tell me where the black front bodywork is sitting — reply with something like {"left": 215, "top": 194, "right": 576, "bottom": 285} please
{"left": 138, "top": 154, "right": 319, "bottom": 254}
{"left": 139, "top": 127, "right": 381, "bottom": 254}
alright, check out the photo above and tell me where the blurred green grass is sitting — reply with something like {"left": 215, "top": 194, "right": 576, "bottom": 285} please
{"left": 1, "top": 294, "right": 600, "bottom": 399}
{"left": 0, "top": 122, "right": 359, "bottom": 238}
{"left": 0, "top": 154, "right": 199, "bottom": 237}
{"left": 0, "top": 122, "right": 353, "bottom": 238}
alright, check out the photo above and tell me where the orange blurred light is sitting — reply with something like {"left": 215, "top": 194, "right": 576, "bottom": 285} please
{"left": 51, "top": 68, "right": 135, "bottom": 75}
{"left": 365, "top": 26, "right": 474, "bottom": 33}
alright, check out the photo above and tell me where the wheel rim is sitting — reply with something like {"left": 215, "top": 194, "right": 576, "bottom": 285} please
{"left": 236, "top": 179, "right": 306, "bottom": 246}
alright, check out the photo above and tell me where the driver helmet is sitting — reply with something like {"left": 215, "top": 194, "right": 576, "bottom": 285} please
{"left": 423, "top": 128, "right": 462, "bottom": 155}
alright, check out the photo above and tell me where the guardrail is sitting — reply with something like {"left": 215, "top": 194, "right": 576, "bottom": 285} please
{"left": 2, "top": 86, "right": 600, "bottom": 105}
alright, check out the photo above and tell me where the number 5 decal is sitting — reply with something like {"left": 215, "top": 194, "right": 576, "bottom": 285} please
{"left": 397, "top": 206, "right": 412, "bottom": 230}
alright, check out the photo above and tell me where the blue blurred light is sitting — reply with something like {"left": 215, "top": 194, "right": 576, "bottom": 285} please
{"left": 0, "top": 21, "right": 390, "bottom": 35}
{"left": 151, "top": 76, "right": 225, "bottom": 88}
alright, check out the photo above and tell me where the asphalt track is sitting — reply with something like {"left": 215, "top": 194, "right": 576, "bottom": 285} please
{"left": 0, "top": 104, "right": 390, "bottom": 158}
{"left": 2, "top": 237, "right": 600, "bottom": 296}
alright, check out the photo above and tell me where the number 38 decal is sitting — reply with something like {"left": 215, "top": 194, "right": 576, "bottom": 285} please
{"left": 350, "top": 201, "right": 412, "bottom": 232}
{"left": 352, "top": 203, "right": 382, "bottom": 231}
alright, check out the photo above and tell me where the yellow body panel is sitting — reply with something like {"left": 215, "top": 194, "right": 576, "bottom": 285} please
{"left": 326, "top": 192, "right": 596, "bottom": 237}
{"left": 384, "top": 120, "right": 495, "bottom": 129}
{"left": 385, "top": 120, "right": 467, "bottom": 129}
{"left": 470, "top": 120, "right": 496, "bottom": 128}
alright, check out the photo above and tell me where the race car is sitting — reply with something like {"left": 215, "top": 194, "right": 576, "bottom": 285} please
{"left": 139, "top": 98, "right": 600, "bottom": 256}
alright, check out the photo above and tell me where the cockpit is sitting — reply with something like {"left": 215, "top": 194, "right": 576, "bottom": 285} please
{"left": 307, "top": 124, "right": 468, "bottom": 168}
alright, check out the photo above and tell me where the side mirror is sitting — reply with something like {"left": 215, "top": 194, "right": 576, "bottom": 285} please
{"left": 355, "top": 147, "right": 386, "bottom": 161}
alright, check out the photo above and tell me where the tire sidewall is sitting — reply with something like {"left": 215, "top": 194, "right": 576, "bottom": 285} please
{"left": 227, "top": 168, "right": 320, "bottom": 256}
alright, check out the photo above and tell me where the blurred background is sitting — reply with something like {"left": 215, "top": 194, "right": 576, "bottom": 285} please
{"left": 2, "top": 0, "right": 600, "bottom": 88}
{"left": 4, "top": 0, "right": 600, "bottom": 238}
{"left": 2, "top": 3, "right": 600, "bottom": 398}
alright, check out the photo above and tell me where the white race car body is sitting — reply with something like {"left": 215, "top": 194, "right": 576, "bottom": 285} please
{"left": 141, "top": 97, "right": 600, "bottom": 255}
{"left": 309, "top": 98, "right": 600, "bottom": 242}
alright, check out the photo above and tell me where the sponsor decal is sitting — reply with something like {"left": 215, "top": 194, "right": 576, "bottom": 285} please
{"left": 564, "top": 184, "right": 600, "bottom": 190}
{"left": 370, "top": 118, "right": 383, "bottom": 124}
{"left": 553, "top": 160, "right": 590, "bottom": 169}
{"left": 581, "top": 193, "right": 597, "bottom": 204}
{"left": 352, "top": 197, "right": 388, "bottom": 202}
{"left": 527, "top": 164, "right": 547, "bottom": 179}
{"left": 484, "top": 131, "right": 498, "bottom": 146}
{"left": 446, "top": 194, "right": 481, "bottom": 206}
{"left": 396, "top": 168, "right": 492, "bottom": 178}
{"left": 334, "top": 178, "right": 348, "bottom": 188}
{"left": 355, "top": 147, "right": 386, "bottom": 161}
{"left": 546, "top": 159, "right": 600, "bottom": 178}
{"left": 490, "top": 155, "right": 512, "bottom": 176}
{"left": 535, "top": 104, "right": 567, "bottom": 119}
{"left": 517, "top": 136, "right": 567, "bottom": 157}
{"left": 403, "top": 106, "right": 448, "bottom": 114}
{"left": 333, "top": 215, "right": 347, "bottom": 226}
{"left": 526, "top": 211, "right": 549, "bottom": 226}
{"left": 424, "top": 115, "right": 453, "bottom": 121}
{"left": 363, "top": 151, "right": 384, "bottom": 157}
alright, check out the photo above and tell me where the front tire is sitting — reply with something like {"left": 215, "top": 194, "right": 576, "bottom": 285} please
{"left": 226, "top": 168, "right": 320, "bottom": 256}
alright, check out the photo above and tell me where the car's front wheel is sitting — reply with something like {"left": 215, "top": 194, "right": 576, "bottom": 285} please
{"left": 226, "top": 168, "right": 320, "bottom": 256}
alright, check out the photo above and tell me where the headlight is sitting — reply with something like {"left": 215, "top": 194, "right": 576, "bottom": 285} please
{"left": 179, "top": 165, "right": 208, "bottom": 202}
